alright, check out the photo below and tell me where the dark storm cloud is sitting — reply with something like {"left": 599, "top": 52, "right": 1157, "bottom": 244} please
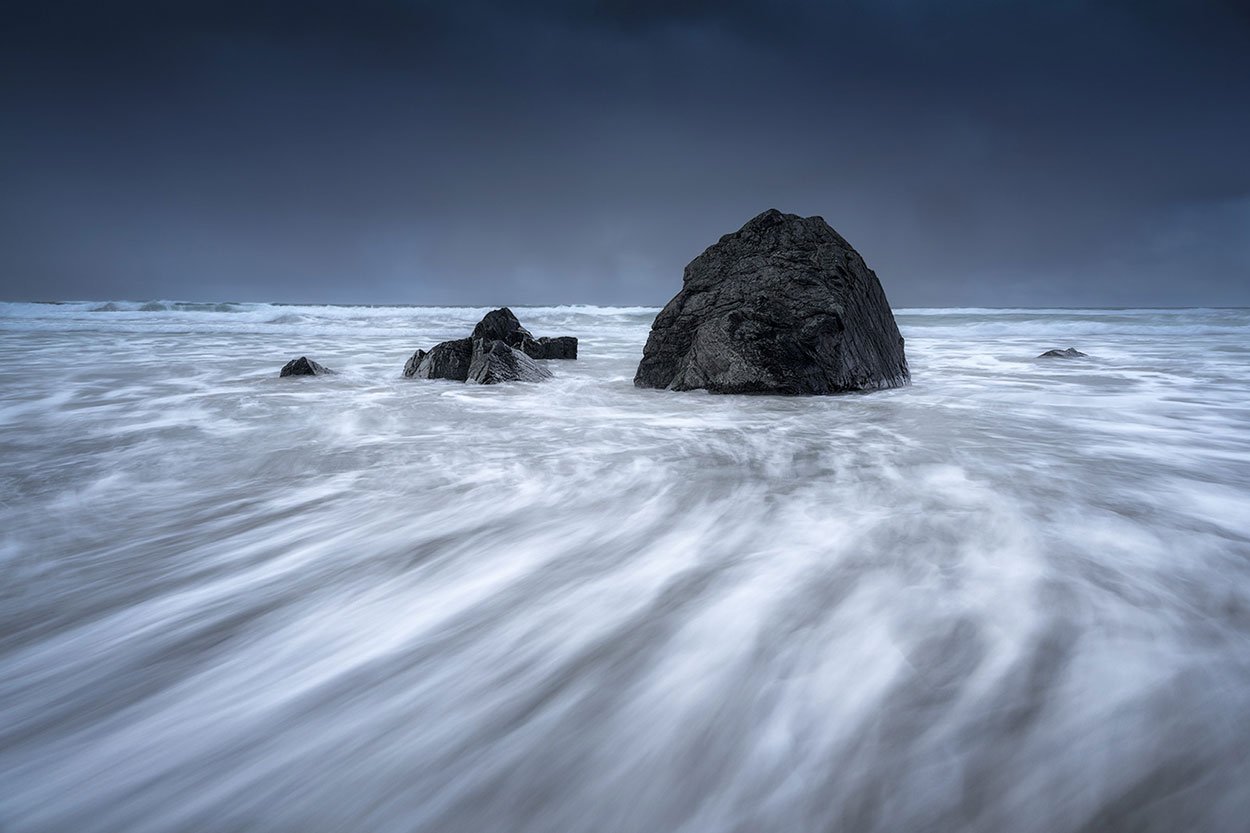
{"left": 1, "top": 0, "right": 1247, "bottom": 305}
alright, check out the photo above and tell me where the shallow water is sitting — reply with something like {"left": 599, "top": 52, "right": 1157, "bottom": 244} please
{"left": 2, "top": 302, "right": 1249, "bottom": 832}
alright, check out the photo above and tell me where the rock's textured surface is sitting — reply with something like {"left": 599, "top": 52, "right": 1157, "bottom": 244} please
{"left": 472, "top": 308, "right": 533, "bottom": 348}
{"left": 405, "top": 338, "right": 473, "bottom": 381}
{"left": 467, "top": 339, "right": 553, "bottom": 384}
{"left": 537, "top": 336, "right": 578, "bottom": 360}
{"left": 280, "top": 356, "right": 333, "bottom": 377}
{"left": 635, "top": 209, "right": 909, "bottom": 395}
{"left": 1039, "top": 347, "right": 1089, "bottom": 358}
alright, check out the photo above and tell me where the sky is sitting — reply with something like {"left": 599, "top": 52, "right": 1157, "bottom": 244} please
{"left": 2, "top": 0, "right": 1248, "bottom": 307}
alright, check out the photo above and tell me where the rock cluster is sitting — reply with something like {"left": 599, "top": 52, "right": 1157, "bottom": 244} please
{"left": 1038, "top": 348, "right": 1089, "bottom": 358}
{"left": 280, "top": 356, "right": 334, "bottom": 377}
{"left": 635, "top": 209, "right": 909, "bottom": 395}
{"left": 404, "top": 308, "right": 576, "bottom": 384}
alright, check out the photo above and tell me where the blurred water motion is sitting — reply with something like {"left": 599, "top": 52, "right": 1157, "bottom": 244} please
{"left": 2, "top": 303, "right": 1249, "bottom": 832}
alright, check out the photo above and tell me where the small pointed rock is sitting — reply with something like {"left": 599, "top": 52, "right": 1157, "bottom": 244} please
{"left": 280, "top": 356, "right": 333, "bottom": 377}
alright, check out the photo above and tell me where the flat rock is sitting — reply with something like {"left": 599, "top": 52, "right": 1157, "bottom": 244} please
{"left": 635, "top": 209, "right": 909, "bottom": 394}
{"left": 467, "top": 339, "right": 553, "bottom": 384}
{"left": 280, "top": 356, "right": 334, "bottom": 377}
{"left": 404, "top": 338, "right": 473, "bottom": 381}
{"left": 537, "top": 336, "right": 578, "bottom": 359}
{"left": 1039, "top": 347, "right": 1089, "bottom": 358}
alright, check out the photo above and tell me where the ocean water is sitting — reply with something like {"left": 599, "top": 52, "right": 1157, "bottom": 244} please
{"left": 1, "top": 301, "right": 1249, "bottom": 832}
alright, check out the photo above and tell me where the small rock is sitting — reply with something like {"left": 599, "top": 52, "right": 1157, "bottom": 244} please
{"left": 280, "top": 356, "right": 333, "bottom": 377}
{"left": 1038, "top": 348, "right": 1089, "bottom": 358}
{"left": 467, "top": 339, "right": 553, "bottom": 384}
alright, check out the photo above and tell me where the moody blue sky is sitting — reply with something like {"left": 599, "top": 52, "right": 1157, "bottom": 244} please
{"left": 2, "top": 1, "right": 1248, "bottom": 306}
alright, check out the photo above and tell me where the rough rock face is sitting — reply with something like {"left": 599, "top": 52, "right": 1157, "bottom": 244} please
{"left": 1039, "top": 347, "right": 1089, "bottom": 358}
{"left": 280, "top": 356, "right": 333, "bottom": 377}
{"left": 403, "top": 349, "right": 426, "bottom": 378}
{"left": 403, "top": 338, "right": 473, "bottom": 380}
{"left": 635, "top": 209, "right": 909, "bottom": 394}
{"left": 472, "top": 308, "right": 533, "bottom": 347}
{"left": 467, "top": 339, "right": 553, "bottom": 384}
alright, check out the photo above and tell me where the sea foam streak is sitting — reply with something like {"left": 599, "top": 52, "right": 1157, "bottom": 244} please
{"left": 1, "top": 303, "right": 1249, "bottom": 832}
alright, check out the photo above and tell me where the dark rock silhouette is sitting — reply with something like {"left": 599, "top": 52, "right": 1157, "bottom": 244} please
{"left": 1039, "top": 347, "right": 1089, "bottom": 358}
{"left": 403, "top": 308, "right": 576, "bottom": 384}
{"left": 403, "top": 338, "right": 473, "bottom": 381}
{"left": 635, "top": 209, "right": 909, "bottom": 394}
{"left": 280, "top": 356, "right": 334, "bottom": 377}
{"left": 467, "top": 339, "right": 553, "bottom": 384}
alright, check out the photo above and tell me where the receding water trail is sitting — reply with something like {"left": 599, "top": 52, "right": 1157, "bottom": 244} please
{"left": 2, "top": 303, "right": 1249, "bottom": 832}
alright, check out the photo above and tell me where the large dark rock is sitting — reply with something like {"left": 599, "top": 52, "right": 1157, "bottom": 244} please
{"left": 404, "top": 338, "right": 473, "bottom": 381}
{"left": 635, "top": 209, "right": 909, "bottom": 394}
{"left": 472, "top": 308, "right": 533, "bottom": 348}
{"left": 467, "top": 339, "right": 553, "bottom": 384}
{"left": 1039, "top": 347, "right": 1089, "bottom": 358}
{"left": 280, "top": 356, "right": 333, "bottom": 377}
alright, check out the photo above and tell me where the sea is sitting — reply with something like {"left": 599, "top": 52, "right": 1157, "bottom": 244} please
{"left": 2, "top": 301, "right": 1249, "bottom": 832}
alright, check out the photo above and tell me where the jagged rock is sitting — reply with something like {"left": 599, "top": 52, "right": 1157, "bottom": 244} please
{"left": 403, "top": 310, "right": 577, "bottom": 383}
{"left": 635, "top": 209, "right": 909, "bottom": 394}
{"left": 467, "top": 339, "right": 553, "bottom": 384}
{"left": 403, "top": 349, "right": 426, "bottom": 377}
{"left": 280, "top": 356, "right": 333, "bottom": 377}
{"left": 404, "top": 338, "right": 473, "bottom": 381}
{"left": 472, "top": 308, "right": 533, "bottom": 348}
{"left": 1039, "top": 347, "right": 1089, "bottom": 358}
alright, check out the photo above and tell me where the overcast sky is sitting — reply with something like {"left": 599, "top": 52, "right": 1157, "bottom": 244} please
{"left": 2, "top": 0, "right": 1248, "bottom": 306}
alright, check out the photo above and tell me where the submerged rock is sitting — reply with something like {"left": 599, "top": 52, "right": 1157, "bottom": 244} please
{"left": 404, "top": 338, "right": 473, "bottom": 381}
{"left": 1039, "top": 347, "right": 1089, "bottom": 358}
{"left": 280, "top": 356, "right": 334, "bottom": 377}
{"left": 635, "top": 209, "right": 909, "bottom": 395}
{"left": 467, "top": 339, "right": 554, "bottom": 384}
